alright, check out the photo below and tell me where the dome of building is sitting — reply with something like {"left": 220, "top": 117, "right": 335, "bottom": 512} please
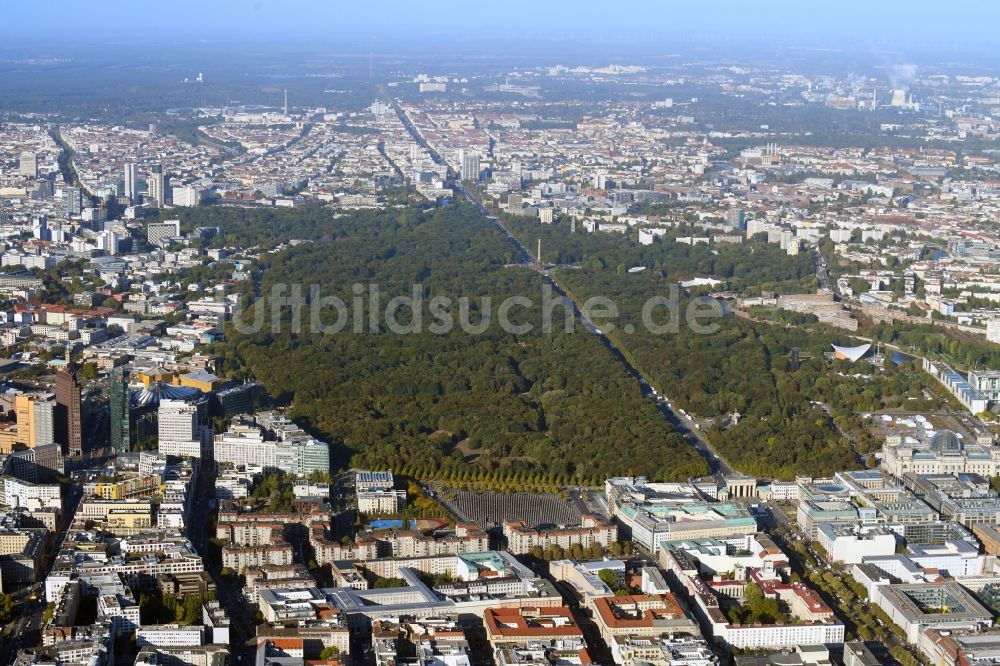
{"left": 131, "top": 381, "right": 201, "bottom": 408}
{"left": 929, "top": 430, "right": 961, "bottom": 453}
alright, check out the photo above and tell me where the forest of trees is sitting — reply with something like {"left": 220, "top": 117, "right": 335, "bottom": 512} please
{"left": 503, "top": 215, "right": 948, "bottom": 479}
{"left": 559, "top": 271, "right": 863, "bottom": 478}
{"left": 213, "top": 203, "right": 708, "bottom": 483}
{"left": 504, "top": 215, "right": 817, "bottom": 293}
{"left": 192, "top": 200, "right": 963, "bottom": 483}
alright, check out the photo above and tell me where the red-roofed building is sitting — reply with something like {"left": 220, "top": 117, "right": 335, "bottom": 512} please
{"left": 591, "top": 594, "right": 699, "bottom": 642}
{"left": 485, "top": 607, "right": 593, "bottom": 665}
{"left": 484, "top": 607, "right": 583, "bottom": 644}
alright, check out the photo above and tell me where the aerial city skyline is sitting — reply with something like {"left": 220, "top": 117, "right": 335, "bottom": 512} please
{"left": 0, "top": 4, "right": 998, "bottom": 666}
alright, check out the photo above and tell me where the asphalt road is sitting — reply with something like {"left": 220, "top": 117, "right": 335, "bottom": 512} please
{"left": 814, "top": 250, "right": 831, "bottom": 291}
{"left": 0, "top": 479, "right": 85, "bottom": 666}
{"left": 186, "top": 465, "right": 257, "bottom": 665}
{"left": 0, "top": 594, "right": 46, "bottom": 665}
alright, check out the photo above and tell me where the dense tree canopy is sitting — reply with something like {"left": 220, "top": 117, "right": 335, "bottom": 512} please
{"left": 197, "top": 201, "right": 959, "bottom": 482}
{"left": 504, "top": 215, "right": 947, "bottom": 479}
{"left": 505, "top": 215, "right": 817, "bottom": 293}
{"left": 217, "top": 203, "right": 708, "bottom": 483}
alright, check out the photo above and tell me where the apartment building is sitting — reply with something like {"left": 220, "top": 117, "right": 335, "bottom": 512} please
{"left": 503, "top": 514, "right": 617, "bottom": 554}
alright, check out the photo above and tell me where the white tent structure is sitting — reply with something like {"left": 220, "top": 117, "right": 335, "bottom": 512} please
{"left": 831, "top": 343, "right": 871, "bottom": 362}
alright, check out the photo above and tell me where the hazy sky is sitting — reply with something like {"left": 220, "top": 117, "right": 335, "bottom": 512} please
{"left": 2, "top": 0, "right": 997, "bottom": 56}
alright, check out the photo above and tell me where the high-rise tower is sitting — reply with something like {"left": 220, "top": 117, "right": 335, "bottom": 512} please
{"left": 64, "top": 187, "right": 83, "bottom": 216}
{"left": 109, "top": 368, "right": 131, "bottom": 453}
{"left": 460, "top": 151, "right": 480, "bottom": 182}
{"left": 55, "top": 351, "right": 82, "bottom": 454}
{"left": 149, "top": 164, "right": 167, "bottom": 207}
{"left": 124, "top": 162, "right": 138, "bottom": 202}
{"left": 15, "top": 394, "right": 55, "bottom": 448}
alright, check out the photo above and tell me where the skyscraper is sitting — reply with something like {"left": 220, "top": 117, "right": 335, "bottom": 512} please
{"left": 124, "top": 163, "right": 138, "bottom": 202}
{"left": 14, "top": 395, "right": 32, "bottom": 447}
{"left": 64, "top": 187, "right": 83, "bottom": 216}
{"left": 109, "top": 368, "right": 131, "bottom": 454}
{"left": 33, "top": 399, "right": 55, "bottom": 446}
{"left": 149, "top": 164, "right": 167, "bottom": 207}
{"left": 32, "top": 216, "right": 51, "bottom": 241}
{"left": 98, "top": 230, "right": 121, "bottom": 255}
{"left": 726, "top": 208, "right": 746, "bottom": 230}
{"left": 461, "top": 151, "right": 480, "bottom": 182}
{"left": 55, "top": 353, "right": 83, "bottom": 455}
{"left": 19, "top": 152, "right": 38, "bottom": 178}
{"left": 507, "top": 193, "right": 524, "bottom": 215}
